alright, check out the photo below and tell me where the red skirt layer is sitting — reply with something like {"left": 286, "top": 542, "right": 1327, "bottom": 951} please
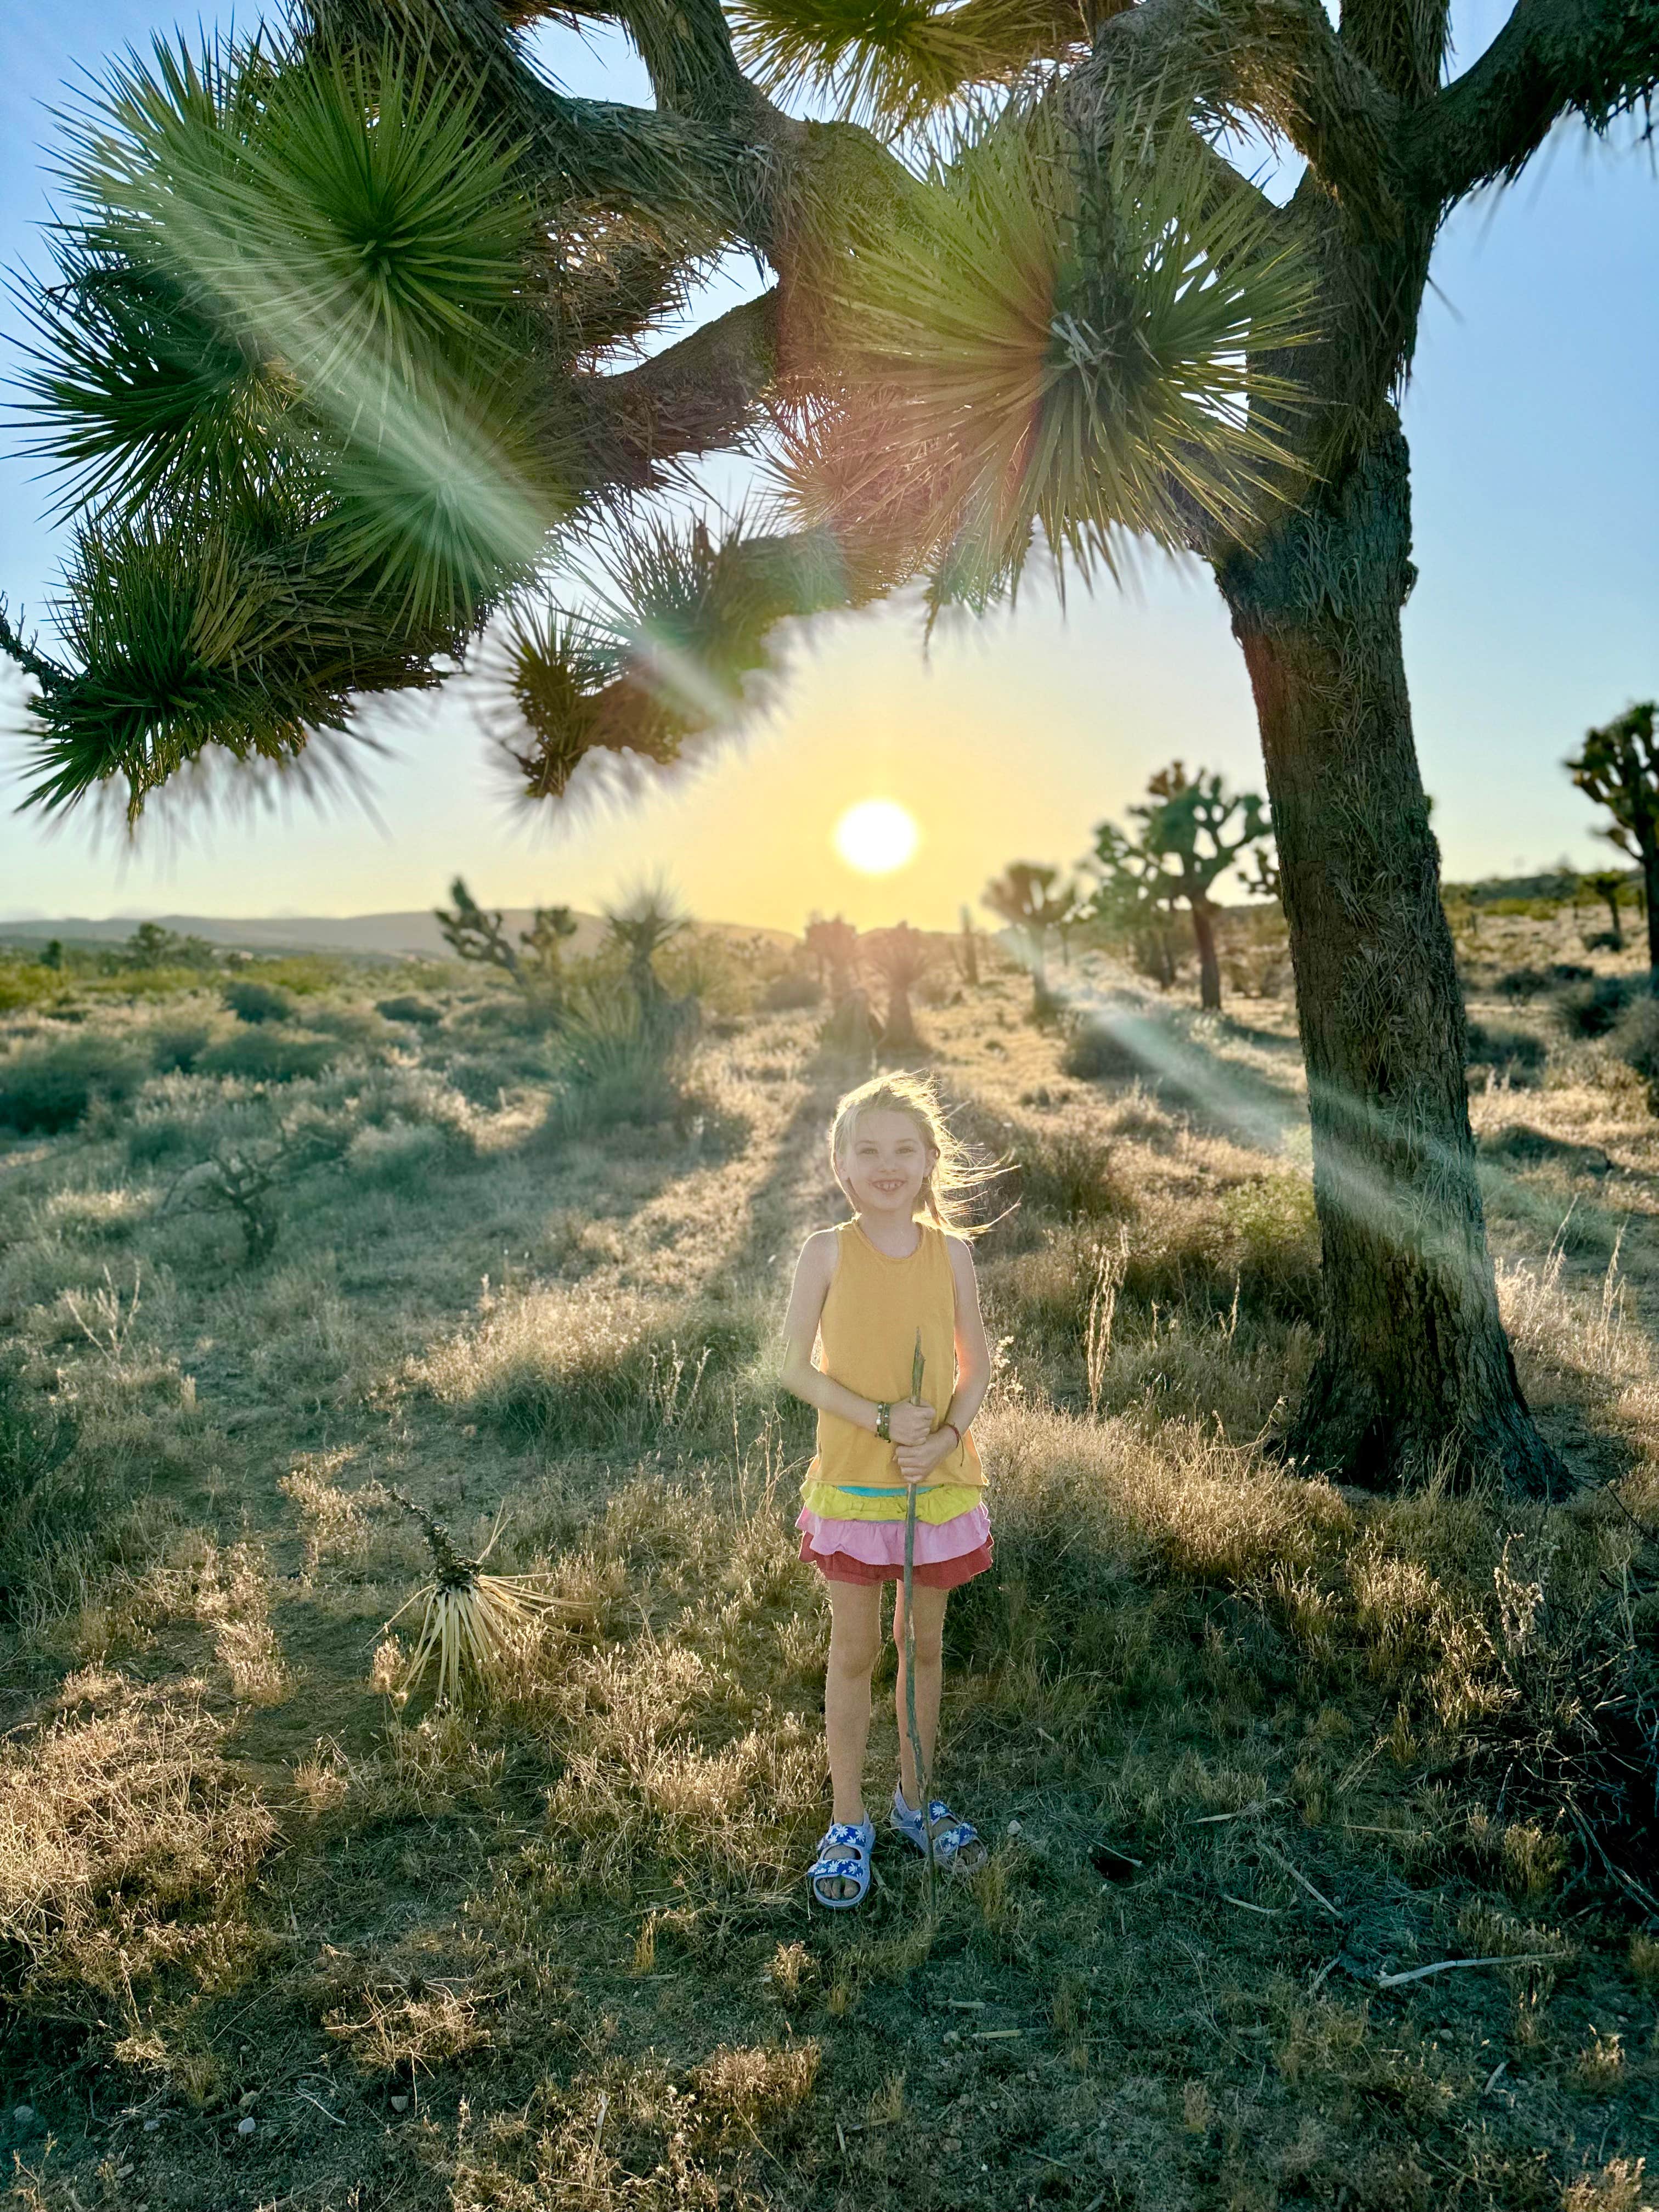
{"left": 799, "top": 1535, "right": 993, "bottom": 1589}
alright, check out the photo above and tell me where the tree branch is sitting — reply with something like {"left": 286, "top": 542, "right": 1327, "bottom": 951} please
{"left": 1084, "top": 0, "right": 1404, "bottom": 227}
{"left": 570, "top": 290, "right": 781, "bottom": 486}
{"left": 1401, "top": 0, "right": 1659, "bottom": 206}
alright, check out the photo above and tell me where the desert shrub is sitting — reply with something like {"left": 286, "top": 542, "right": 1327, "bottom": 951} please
{"left": 195, "top": 1026, "right": 337, "bottom": 1084}
{"left": 1465, "top": 1020, "right": 1547, "bottom": 1082}
{"left": 304, "top": 1003, "right": 393, "bottom": 1050}
{"left": 760, "top": 968, "right": 821, "bottom": 1011}
{"left": 1062, "top": 1014, "right": 1144, "bottom": 1082}
{"left": 146, "top": 1015, "right": 213, "bottom": 1073}
{"left": 223, "top": 977, "right": 296, "bottom": 1024}
{"left": 346, "top": 1119, "right": 454, "bottom": 1189}
{"left": 545, "top": 987, "right": 696, "bottom": 1141}
{"left": 377, "top": 994, "right": 444, "bottom": 1026}
{"left": 0, "top": 1032, "right": 150, "bottom": 1133}
{"left": 125, "top": 1109, "right": 199, "bottom": 1167}
{"left": 1013, "top": 1126, "right": 1126, "bottom": 1219}
{"left": 1562, "top": 974, "right": 1641, "bottom": 1039}
{"left": 1498, "top": 967, "right": 1553, "bottom": 1001}
{"left": 1610, "top": 991, "right": 1659, "bottom": 1081}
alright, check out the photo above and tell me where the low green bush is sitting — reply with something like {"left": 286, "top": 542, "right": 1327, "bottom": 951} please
{"left": 195, "top": 1028, "right": 337, "bottom": 1084}
{"left": 148, "top": 1017, "right": 213, "bottom": 1073}
{"left": 346, "top": 1119, "right": 455, "bottom": 1188}
{"left": 1562, "top": 974, "right": 1641, "bottom": 1038}
{"left": 1465, "top": 1020, "right": 1547, "bottom": 1081}
{"left": 376, "top": 994, "right": 444, "bottom": 1027}
{"left": 1061, "top": 1013, "right": 1143, "bottom": 1082}
{"left": 0, "top": 1032, "right": 150, "bottom": 1132}
{"left": 223, "top": 978, "right": 297, "bottom": 1024}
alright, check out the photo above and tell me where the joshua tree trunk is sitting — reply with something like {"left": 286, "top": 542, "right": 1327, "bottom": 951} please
{"left": 1640, "top": 844, "right": 1659, "bottom": 983}
{"left": 1189, "top": 899, "right": 1222, "bottom": 1012}
{"left": 1220, "top": 428, "right": 1561, "bottom": 1497}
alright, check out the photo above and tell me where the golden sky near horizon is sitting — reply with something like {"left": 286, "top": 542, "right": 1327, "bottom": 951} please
{"left": 1, "top": 557, "right": 1274, "bottom": 934}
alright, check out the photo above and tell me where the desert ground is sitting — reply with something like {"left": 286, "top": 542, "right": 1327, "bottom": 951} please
{"left": 1, "top": 906, "right": 1655, "bottom": 2212}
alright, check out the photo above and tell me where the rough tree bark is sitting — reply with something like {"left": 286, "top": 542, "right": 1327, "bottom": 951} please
{"left": 1218, "top": 426, "right": 1561, "bottom": 1494}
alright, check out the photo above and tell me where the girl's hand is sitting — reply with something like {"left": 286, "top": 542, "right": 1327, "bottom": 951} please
{"left": 894, "top": 1429, "right": 956, "bottom": 1482}
{"left": 887, "top": 1401, "right": 934, "bottom": 1446}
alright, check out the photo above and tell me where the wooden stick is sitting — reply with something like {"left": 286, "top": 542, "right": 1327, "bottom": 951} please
{"left": 902, "top": 1326, "right": 934, "bottom": 1909}
{"left": 1376, "top": 1954, "right": 1561, "bottom": 1990}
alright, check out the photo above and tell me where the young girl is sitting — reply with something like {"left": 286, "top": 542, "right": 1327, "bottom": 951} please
{"left": 780, "top": 1073, "right": 994, "bottom": 1909}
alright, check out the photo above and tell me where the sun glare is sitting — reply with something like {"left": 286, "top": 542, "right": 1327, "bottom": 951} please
{"left": 833, "top": 799, "right": 919, "bottom": 875}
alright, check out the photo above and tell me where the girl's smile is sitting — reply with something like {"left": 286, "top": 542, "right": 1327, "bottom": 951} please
{"left": 836, "top": 1109, "right": 939, "bottom": 1223}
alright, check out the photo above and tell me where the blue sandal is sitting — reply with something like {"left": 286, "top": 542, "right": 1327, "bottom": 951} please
{"left": 806, "top": 1817, "right": 875, "bottom": 1909}
{"left": 890, "top": 1789, "right": 986, "bottom": 1875}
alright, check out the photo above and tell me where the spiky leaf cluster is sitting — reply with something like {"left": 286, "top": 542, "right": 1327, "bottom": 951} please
{"left": 10, "top": 30, "right": 557, "bottom": 819}
{"left": 779, "top": 95, "right": 1317, "bottom": 606}
{"left": 491, "top": 514, "right": 847, "bottom": 805}
{"left": 730, "top": 0, "right": 1086, "bottom": 133}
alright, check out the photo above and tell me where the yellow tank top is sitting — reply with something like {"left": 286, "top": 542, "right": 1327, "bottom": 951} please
{"left": 800, "top": 1220, "right": 986, "bottom": 1526}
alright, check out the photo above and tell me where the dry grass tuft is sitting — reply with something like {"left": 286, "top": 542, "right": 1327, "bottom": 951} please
{"left": 0, "top": 1669, "right": 276, "bottom": 2019}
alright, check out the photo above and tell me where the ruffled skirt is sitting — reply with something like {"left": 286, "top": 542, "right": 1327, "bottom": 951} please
{"left": 796, "top": 1502, "right": 992, "bottom": 1589}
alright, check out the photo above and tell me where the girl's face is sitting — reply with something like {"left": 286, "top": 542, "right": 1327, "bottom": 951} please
{"left": 836, "top": 1109, "right": 939, "bottom": 1217}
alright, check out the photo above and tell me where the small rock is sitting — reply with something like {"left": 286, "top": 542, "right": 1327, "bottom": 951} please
{"left": 144, "top": 2118, "right": 162, "bottom": 2132}
{"left": 390, "top": 2095, "right": 410, "bottom": 2113}
{"left": 12, "top": 2107, "right": 34, "bottom": 2126}
{"left": 237, "top": 2115, "right": 257, "bottom": 2136}
{"left": 1006, "top": 1820, "right": 1021, "bottom": 1837}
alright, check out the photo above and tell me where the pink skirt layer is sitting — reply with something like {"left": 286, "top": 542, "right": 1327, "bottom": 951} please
{"left": 796, "top": 1504, "right": 992, "bottom": 1589}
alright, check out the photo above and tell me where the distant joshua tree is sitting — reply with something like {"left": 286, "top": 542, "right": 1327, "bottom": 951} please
{"left": 1582, "top": 869, "right": 1630, "bottom": 950}
{"left": 1568, "top": 706, "right": 1659, "bottom": 980}
{"left": 866, "top": 924, "right": 932, "bottom": 1052}
{"left": 804, "top": 914, "right": 860, "bottom": 1004}
{"left": 955, "top": 905, "right": 980, "bottom": 989}
{"left": 982, "top": 865, "right": 1079, "bottom": 1009}
{"left": 603, "top": 882, "right": 689, "bottom": 1017}
{"left": 436, "top": 878, "right": 578, "bottom": 1009}
{"left": 1088, "top": 764, "right": 1273, "bottom": 1012}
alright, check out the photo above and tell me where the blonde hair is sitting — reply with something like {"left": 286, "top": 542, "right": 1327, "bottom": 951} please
{"left": 828, "top": 1071, "right": 1002, "bottom": 1237}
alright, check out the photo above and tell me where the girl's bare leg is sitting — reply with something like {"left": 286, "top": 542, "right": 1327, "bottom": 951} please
{"left": 892, "top": 1581, "right": 948, "bottom": 1808}
{"left": 823, "top": 1581, "right": 884, "bottom": 1898}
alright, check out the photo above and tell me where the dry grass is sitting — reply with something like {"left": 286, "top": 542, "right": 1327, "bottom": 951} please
{"left": 0, "top": 938, "right": 1655, "bottom": 2209}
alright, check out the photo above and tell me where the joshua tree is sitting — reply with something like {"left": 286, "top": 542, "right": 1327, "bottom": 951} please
{"left": 8, "top": 1, "right": 1655, "bottom": 1493}
{"left": 1081, "top": 851, "right": 1185, "bottom": 991}
{"left": 603, "top": 882, "right": 689, "bottom": 1015}
{"left": 866, "top": 922, "right": 932, "bottom": 1051}
{"left": 1568, "top": 708, "right": 1659, "bottom": 981}
{"left": 983, "top": 865, "right": 1079, "bottom": 1008}
{"left": 805, "top": 913, "right": 860, "bottom": 1002}
{"left": 1582, "top": 870, "right": 1629, "bottom": 951}
{"left": 437, "top": 877, "right": 577, "bottom": 1005}
{"left": 1088, "top": 763, "right": 1273, "bottom": 1012}
{"left": 955, "top": 904, "right": 980, "bottom": 989}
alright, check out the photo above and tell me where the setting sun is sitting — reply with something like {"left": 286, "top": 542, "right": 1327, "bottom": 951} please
{"left": 833, "top": 798, "right": 919, "bottom": 876}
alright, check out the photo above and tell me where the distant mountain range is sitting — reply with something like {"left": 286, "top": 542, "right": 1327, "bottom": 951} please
{"left": 0, "top": 910, "right": 794, "bottom": 960}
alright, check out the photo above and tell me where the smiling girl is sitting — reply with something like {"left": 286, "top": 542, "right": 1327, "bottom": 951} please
{"left": 780, "top": 1073, "right": 994, "bottom": 1909}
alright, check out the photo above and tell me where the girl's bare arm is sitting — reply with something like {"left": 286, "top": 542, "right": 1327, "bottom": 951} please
{"left": 943, "top": 1237, "right": 992, "bottom": 1437}
{"left": 779, "top": 1231, "right": 895, "bottom": 1435}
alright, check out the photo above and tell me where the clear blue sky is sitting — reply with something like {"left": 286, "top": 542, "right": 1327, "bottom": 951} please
{"left": 0, "top": 2, "right": 1654, "bottom": 927}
